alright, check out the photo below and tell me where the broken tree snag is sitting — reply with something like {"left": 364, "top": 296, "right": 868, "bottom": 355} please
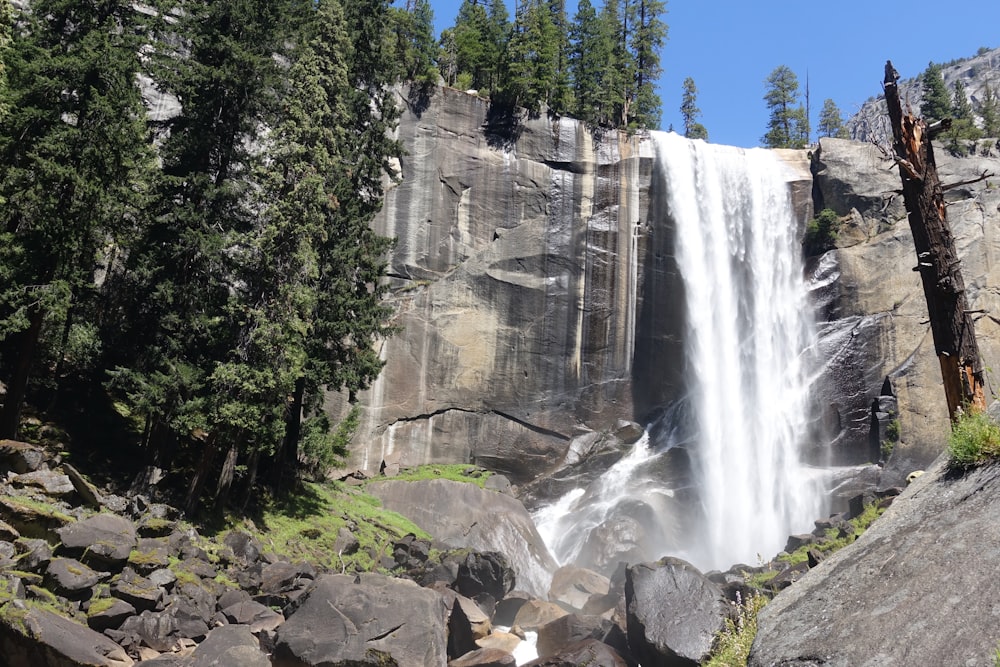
{"left": 883, "top": 60, "right": 986, "bottom": 420}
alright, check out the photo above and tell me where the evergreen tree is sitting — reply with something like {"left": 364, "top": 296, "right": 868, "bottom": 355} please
{"left": 106, "top": 0, "right": 290, "bottom": 511}
{"left": 546, "top": 0, "right": 573, "bottom": 115}
{"left": 568, "top": 0, "right": 601, "bottom": 123}
{"left": 945, "top": 78, "right": 981, "bottom": 153}
{"left": 979, "top": 83, "right": 1000, "bottom": 137}
{"left": 0, "top": 0, "right": 154, "bottom": 438}
{"left": 505, "top": 0, "right": 559, "bottom": 112}
{"left": 391, "top": 0, "right": 437, "bottom": 84}
{"left": 451, "top": 0, "right": 493, "bottom": 91}
{"left": 681, "top": 76, "right": 708, "bottom": 140}
{"left": 762, "top": 65, "right": 807, "bottom": 148}
{"left": 817, "top": 98, "right": 848, "bottom": 138}
{"left": 595, "top": 0, "right": 626, "bottom": 127}
{"left": 626, "top": 0, "right": 666, "bottom": 129}
{"left": 919, "top": 62, "right": 951, "bottom": 123}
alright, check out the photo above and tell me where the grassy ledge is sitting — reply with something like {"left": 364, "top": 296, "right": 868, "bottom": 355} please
{"left": 948, "top": 410, "right": 1000, "bottom": 469}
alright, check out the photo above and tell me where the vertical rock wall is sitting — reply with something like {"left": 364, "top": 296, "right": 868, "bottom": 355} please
{"left": 352, "top": 88, "right": 654, "bottom": 481}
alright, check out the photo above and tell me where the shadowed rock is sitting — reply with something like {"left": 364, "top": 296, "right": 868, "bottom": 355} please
{"left": 625, "top": 557, "right": 729, "bottom": 667}
{"left": 272, "top": 573, "right": 448, "bottom": 666}
{"left": 0, "top": 604, "right": 134, "bottom": 666}
{"left": 58, "top": 514, "right": 137, "bottom": 567}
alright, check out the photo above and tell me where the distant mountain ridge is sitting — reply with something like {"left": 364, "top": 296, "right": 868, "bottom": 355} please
{"left": 847, "top": 46, "right": 1000, "bottom": 142}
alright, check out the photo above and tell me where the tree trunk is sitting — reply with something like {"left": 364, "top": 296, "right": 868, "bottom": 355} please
{"left": 184, "top": 432, "right": 219, "bottom": 515}
{"left": 0, "top": 307, "right": 45, "bottom": 439}
{"left": 883, "top": 60, "right": 986, "bottom": 420}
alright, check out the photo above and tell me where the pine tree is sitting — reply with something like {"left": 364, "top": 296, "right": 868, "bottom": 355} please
{"left": 106, "top": 0, "right": 290, "bottom": 511}
{"left": 391, "top": 0, "right": 437, "bottom": 84}
{"left": 979, "top": 83, "right": 1000, "bottom": 137}
{"left": 546, "top": 0, "right": 573, "bottom": 115}
{"left": 595, "top": 0, "right": 626, "bottom": 127}
{"left": 919, "top": 62, "right": 951, "bottom": 123}
{"left": 945, "top": 78, "right": 981, "bottom": 154}
{"left": 762, "top": 65, "right": 807, "bottom": 148}
{"left": 506, "top": 0, "right": 559, "bottom": 113}
{"left": 451, "top": 0, "right": 493, "bottom": 91}
{"left": 681, "top": 76, "right": 707, "bottom": 140}
{"left": 817, "top": 98, "right": 848, "bottom": 139}
{"left": 0, "top": 0, "right": 154, "bottom": 438}
{"left": 626, "top": 0, "right": 666, "bottom": 129}
{"left": 568, "top": 0, "right": 605, "bottom": 124}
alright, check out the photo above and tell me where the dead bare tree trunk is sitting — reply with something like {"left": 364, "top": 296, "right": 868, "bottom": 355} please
{"left": 883, "top": 60, "right": 986, "bottom": 420}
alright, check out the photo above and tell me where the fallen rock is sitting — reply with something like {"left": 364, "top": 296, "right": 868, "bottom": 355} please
{"left": 0, "top": 440, "right": 45, "bottom": 474}
{"left": 87, "top": 597, "right": 138, "bottom": 632}
{"left": 536, "top": 613, "right": 627, "bottom": 660}
{"left": 523, "top": 638, "right": 630, "bottom": 667}
{"left": 455, "top": 551, "right": 515, "bottom": 602}
{"left": 45, "top": 557, "right": 105, "bottom": 598}
{"left": 62, "top": 463, "right": 103, "bottom": 508}
{"left": 11, "top": 469, "right": 74, "bottom": 496}
{"left": 511, "top": 599, "right": 569, "bottom": 632}
{"left": 368, "top": 479, "right": 558, "bottom": 597}
{"left": 450, "top": 646, "right": 518, "bottom": 667}
{"left": 0, "top": 495, "right": 74, "bottom": 542}
{"left": 548, "top": 565, "right": 610, "bottom": 612}
{"left": 58, "top": 513, "right": 137, "bottom": 567}
{"left": 112, "top": 568, "right": 162, "bottom": 612}
{"left": 272, "top": 573, "right": 448, "bottom": 666}
{"left": 0, "top": 603, "right": 134, "bottom": 666}
{"left": 625, "top": 557, "right": 729, "bottom": 667}
{"left": 221, "top": 599, "right": 284, "bottom": 633}
{"left": 186, "top": 624, "right": 270, "bottom": 667}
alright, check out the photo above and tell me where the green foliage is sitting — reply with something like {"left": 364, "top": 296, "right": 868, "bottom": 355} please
{"left": 625, "top": 0, "right": 667, "bottom": 129}
{"left": 920, "top": 62, "right": 951, "bottom": 123}
{"left": 705, "top": 594, "right": 768, "bottom": 667}
{"left": 803, "top": 208, "right": 842, "bottom": 256}
{"left": 980, "top": 84, "right": 1000, "bottom": 138}
{"left": 763, "top": 65, "right": 808, "bottom": 148}
{"left": 375, "top": 464, "right": 492, "bottom": 487}
{"left": 681, "top": 77, "right": 708, "bottom": 140}
{"left": 946, "top": 79, "right": 982, "bottom": 154}
{"left": 818, "top": 98, "right": 848, "bottom": 139}
{"left": 881, "top": 418, "right": 900, "bottom": 459}
{"left": 505, "top": 0, "right": 561, "bottom": 113}
{"left": 224, "top": 481, "right": 429, "bottom": 573}
{"left": 778, "top": 502, "right": 885, "bottom": 566}
{"left": 390, "top": 0, "right": 437, "bottom": 84}
{"left": 948, "top": 410, "right": 1000, "bottom": 469}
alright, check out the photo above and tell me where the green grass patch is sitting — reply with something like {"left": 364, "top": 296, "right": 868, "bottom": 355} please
{"left": 778, "top": 502, "right": 885, "bottom": 566}
{"left": 744, "top": 568, "right": 779, "bottom": 589}
{"left": 215, "top": 481, "right": 430, "bottom": 573}
{"left": 376, "top": 464, "right": 491, "bottom": 487}
{"left": 948, "top": 410, "right": 1000, "bottom": 469}
{"left": 0, "top": 496, "right": 75, "bottom": 525}
{"left": 705, "top": 594, "right": 768, "bottom": 667}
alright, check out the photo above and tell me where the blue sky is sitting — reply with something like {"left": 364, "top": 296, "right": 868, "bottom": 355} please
{"left": 422, "top": 0, "right": 1000, "bottom": 147}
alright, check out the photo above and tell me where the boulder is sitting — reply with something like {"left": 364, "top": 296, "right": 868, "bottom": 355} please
{"left": 523, "top": 638, "right": 630, "bottom": 667}
{"left": 61, "top": 463, "right": 103, "bottom": 509}
{"left": 185, "top": 625, "right": 270, "bottom": 667}
{"left": 749, "top": 456, "right": 1000, "bottom": 667}
{"left": 0, "top": 604, "right": 134, "bottom": 666}
{"left": 220, "top": 599, "right": 284, "bottom": 633}
{"left": 221, "top": 532, "right": 261, "bottom": 565}
{"left": 111, "top": 568, "right": 162, "bottom": 612}
{"left": 455, "top": 551, "right": 515, "bottom": 602}
{"left": 367, "top": 479, "right": 557, "bottom": 597}
{"left": 58, "top": 514, "right": 137, "bottom": 567}
{"left": 272, "top": 573, "right": 448, "bottom": 666}
{"left": 87, "top": 597, "right": 137, "bottom": 632}
{"left": 450, "top": 647, "right": 517, "bottom": 667}
{"left": 548, "top": 565, "right": 610, "bottom": 612}
{"left": 493, "top": 591, "right": 532, "bottom": 626}
{"left": 45, "top": 557, "right": 105, "bottom": 598}
{"left": 624, "top": 557, "right": 729, "bottom": 667}
{"left": 475, "top": 630, "right": 522, "bottom": 653}
{"left": 15, "top": 537, "right": 53, "bottom": 572}
{"left": 11, "top": 470, "right": 75, "bottom": 496}
{"left": 536, "top": 613, "right": 627, "bottom": 660}
{"left": 0, "top": 440, "right": 45, "bottom": 474}
{"left": 0, "top": 496, "right": 74, "bottom": 542}
{"left": 511, "top": 600, "right": 568, "bottom": 632}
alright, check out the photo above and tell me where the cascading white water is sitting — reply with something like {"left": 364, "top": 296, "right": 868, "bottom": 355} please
{"left": 536, "top": 132, "right": 827, "bottom": 574}
{"left": 657, "top": 131, "right": 824, "bottom": 570}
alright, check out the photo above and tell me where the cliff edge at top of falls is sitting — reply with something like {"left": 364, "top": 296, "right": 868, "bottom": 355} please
{"left": 749, "top": 451, "right": 1000, "bottom": 667}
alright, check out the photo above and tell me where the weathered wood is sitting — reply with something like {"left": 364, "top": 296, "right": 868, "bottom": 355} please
{"left": 883, "top": 60, "right": 986, "bottom": 420}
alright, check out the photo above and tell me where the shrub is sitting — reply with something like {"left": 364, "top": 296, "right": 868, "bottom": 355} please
{"left": 948, "top": 410, "right": 1000, "bottom": 469}
{"left": 705, "top": 593, "right": 768, "bottom": 666}
{"left": 803, "top": 208, "right": 841, "bottom": 256}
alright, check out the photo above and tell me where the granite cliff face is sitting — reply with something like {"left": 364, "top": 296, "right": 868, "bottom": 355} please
{"left": 348, "top": 85, "right": 1000, "bottom": 489}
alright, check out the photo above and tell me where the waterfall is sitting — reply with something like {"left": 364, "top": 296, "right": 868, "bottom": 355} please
{"left": 537, "top": 132, "right": 826, "bottom": 574}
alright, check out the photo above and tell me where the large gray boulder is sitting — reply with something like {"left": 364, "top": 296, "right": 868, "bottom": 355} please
{"left": 749, "top": 456, "right": 1000, "bottom": 667}
{"left": 272, "top": 573, "right": 448, "bottom": 666}
{"left": 58, "top": 513, "right": 137, "bottom": 567}
{"left": 0, "top": 604, "right": 134, "bottom": 666}
{"left": 367, "top": 478, "right": 558, "bottom": 597}
{"left": 624, "top": 557, "right": 729, "bottom": 667}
